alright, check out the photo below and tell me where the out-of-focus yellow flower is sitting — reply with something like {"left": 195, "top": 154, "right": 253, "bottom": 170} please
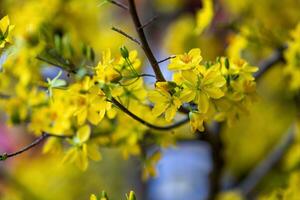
{"left": 168, "top": 48, "right": 202, "bottom": 70}
{"left": 142, "top": 151, "right": 162, "bottom": 180}
{"left": 226, "top": 34, "right": 248, "bottom": 59}
{"left": 148, "top": 82, "right": 182, "bottom": 122}
{"left": 217, "top": 190, "right": 243, "bottom": 200}
{"left": 0, "top": 15, "right": 14, "bottom": 48}
{"left": 29, "top": 89, "right": 74, "bottom": 135}
{"left": 284, "top": 23, "right": 300, "bottom": 90}
{"left": 195, "top": 0, "right": 214, "bottom": 34}
{"left": 90, "top": 194, "right": 97, "bottom": 200}
{"left": 189, "top": 111, "right": 207, "bottom": 132}
{"left": 63, "top": 125, "right": 102, "bottom": 171}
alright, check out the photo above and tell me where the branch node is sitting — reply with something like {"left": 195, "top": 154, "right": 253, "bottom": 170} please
{"left": 138, "top": 16, "right": 158, "bottom": 30}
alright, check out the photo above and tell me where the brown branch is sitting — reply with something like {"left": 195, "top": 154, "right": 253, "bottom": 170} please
{"left": 111, "top": 27, "right": 141, "bottom": 45}
{"left": 255, "top": 46, "right": 286, "bottom": 80}
{"left": 0, "top": 93, "right": 10, "bottom": 99}
{"left": 127, "top": 0, "right": 166, "bottom": 82}
{"left": 197, "top": 123, "right": 225, "bottom": 200}
{"left": 108, "top": 0, "right": 129, "bottom": 10}
{"left": 200, "top": 47, "right": 286, "bottom": 199}
{"left": 0, "top": 132, "right": 72, "bottom": 161}
{"left": 111, "top": 97, "right": 189, "bottom": 130}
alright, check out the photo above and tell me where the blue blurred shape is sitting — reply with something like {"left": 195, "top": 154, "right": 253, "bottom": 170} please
{"left": 147, "top": 141, "right": 212, "bottom": 200}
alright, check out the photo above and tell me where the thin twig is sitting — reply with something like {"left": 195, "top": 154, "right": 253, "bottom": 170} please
{"left": 158, "top": 55, "right": 176, "bottom": 64}
{"left": 111, "top": 97, "right": 189, "bottom": 130}
{"left": 138, "top": 16, "right": 158, "bottom": 30}
{"left": 128, "top": 0, "right": 166, "bottom": 82}
{"left": 111, "top": 27, "right": 141, "bottom": 45}
{"left": 36, "top": 56, "right": 77, "bottom": 74}
{"left": 236, "top": 124, "right": 295, "bottom": 197}
{"left": 0, "top": 133, "right": 72, "bottom": 161}
{"left": 108, "top": 0, "right": 129, "bottom": 10}
{"left": 139, "top": 73, "right": 156, "bottom": 78}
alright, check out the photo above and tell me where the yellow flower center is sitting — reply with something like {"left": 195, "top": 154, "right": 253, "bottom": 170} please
{"left": 180, "top": 54, "right": 193, "bottom": 64}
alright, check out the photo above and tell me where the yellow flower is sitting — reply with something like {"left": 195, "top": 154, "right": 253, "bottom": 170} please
{"left": 168, "top": 48, "right": 202, "bottom": 70}
{"left": 148, "top": 82, "right": 182, "bottom": 122}
{"left": 71, "top": 76, "right": 107, "bottom": 126}
{"left": 284, "top": 23, "right": 300, "bottom": 90}
{"left": 94, "top": 49, "right": 120, "bottom": 83}
{"left": 63, "top": 125, "right": 102, "bottom": 171}
{"left": 116, "top": 78, "right": 147, "bottom": 110}
{"left": 0, "top": 15, "right": 14, "bottom": 48}
{"left": 195, "top": 0, "right": 214, "bottom": 34}
{"left": 189, "top": 112, "right": 207, "bottom": 132}
{"left": 29, "top": 90, "right": 74, "bottom": 136}
{"left": 179, "top": 65, "right": 226, "bottom": 113}
{"left": 219, "top": 57, "right": 258, "bottom": 81}
{"left": 90, "top": 194, "right": 98, "bottom": 200}
{"left": 142, "top": 151, "right": 162, "bottom": 180}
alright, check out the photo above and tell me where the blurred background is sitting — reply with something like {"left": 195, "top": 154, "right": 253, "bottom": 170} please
{"left": 1, "top": 0, "right": 300, "bottom": 199}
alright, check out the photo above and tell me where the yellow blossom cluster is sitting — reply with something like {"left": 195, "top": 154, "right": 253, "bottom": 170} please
{"left": 149, "top": 49, "right": 258, "bottom": 132}
{"left": 284, "top": 23, "right": 300, "bottom": 90}
{"left": 0, "top": 12, "right": 257, "bottom": 172}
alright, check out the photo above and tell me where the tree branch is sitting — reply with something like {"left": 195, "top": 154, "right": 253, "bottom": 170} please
{"left": 108, "top": 0, "right": 129, "bottom": 10}
{"left": 0, "top": 132, "right": 72, "bottom": 161}
{"left": 254, "top": 46, "right": 286, "bottom": 80}
{"left": 111, "top": 27, "right": 141, "bottom": 45}
{"left": 111, "top": 97, "right": 189, "bottom": 130}
{"left": 138, "top": 16, "right": 158, "bottom": 30}
{"left": 127, "top": 0, "right": 166, "bottom": 82}
{"left": 236, "top": 124, "right": 295, "bottom": 197}
{"left": 0, "top": 93, "right": 10, "bottom": 99}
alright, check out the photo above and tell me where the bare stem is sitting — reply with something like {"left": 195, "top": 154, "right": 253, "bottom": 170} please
{"left": 108, "top": 0, "right": 129, "bottom": 10}
{"left": 0, "top": 132, "right": 72, "bottom": 161}
{"left": 158, "top": 55, "right": 176, "bottom": 64}
{"left": 112, "top": 27, "right": 141, "bottom": 45}
{"left": 127, "top": 0, "right": 166, "bottom": 82}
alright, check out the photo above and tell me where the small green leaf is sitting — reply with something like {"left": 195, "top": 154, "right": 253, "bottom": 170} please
{"left": 100, "top": 191, "right": 109, "bottom": 200}
{"left": 126, "top": 191, "right": 136, "bottom": 200}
